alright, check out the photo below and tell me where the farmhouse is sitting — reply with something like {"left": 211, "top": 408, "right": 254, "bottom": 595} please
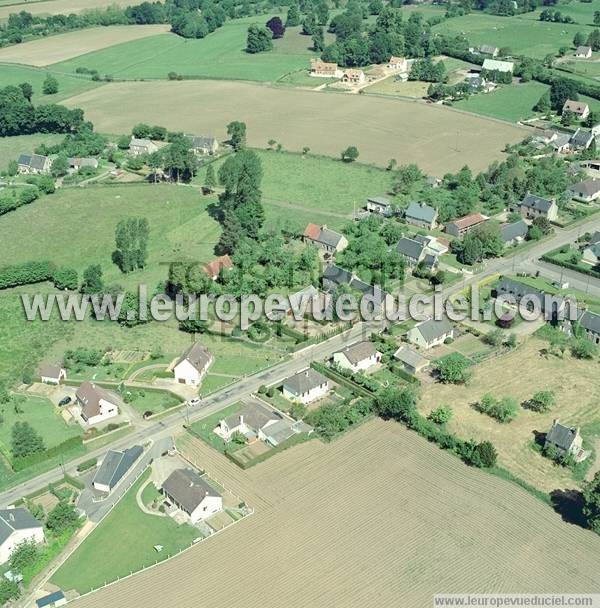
{"left": 387, "top": 56, "right": 408, "bottom": 71}
{"left": 282, "top": 368, "right": 330, "bottom": 404}
{"left": 472, "top": 44, "right": 499, "bottom": 57}
{"left": 309, "top": 59, "right": 342, "bottom": 78}
{"left": 396, "top": 236, "right": 426, "bottom": 266}
{"left": 570, "top": 128, "right": 594, "bottom": 151}
{"left": 575, "top": 45, "right": 592, "bottom": 59}
{"left": 36, "top": 591, "right": 67, "bottom": 608}
{"left": 303, "top": 223, "right": 348, "bottom": 254}
{"left": 173, "top": 342, "right": 212, "bottom": 386}
{"left": 500, "top": 219, "right": 528, "bottom": 246}
{"left": 544, "top": 419, "right": 587, "bottom": 462}
{"left": 92, "top": 445, "right": 143, "bottom": 494}
{"left": 0, "top": 508, "right": 44, "bottom": 565}
{"left": 75, "top": 381, "right": 120, "bottom": 426}
{"left": 445, "top": 213, "right": 487, "bottom": 238}
{"left": 17, "top": 153, "right": 51, "bottom": 174}
{"left": 393, "top": 345, "right": 429, "bottom": 375}
{"left": 407, "top": 317, "right": 454, "bottom": 349}
{"left": 482, "top": 58, "right": 514, "bottom": 73}
{"left": 404, "top": 201, "right": 438, "bottom": 230}
{"left": 39, "top": 364, "right": 66, "bottom": 385}
{"left": 569, "top": 178, "right": 600, "bottom": 202}
{"left": 186, "top": 135, "right": 218, "bottom": 155}
{"left": 518, "top": 193, "right": 558, "bottom": 221}
{"left": 161, "top": 468, "right": 222, "bottom": 524}
{"left": 128, "top": 137, "right": 158, "bottom": 156}
{"left": 551, "top": 133, "right": 572, "bottom": 153}
{"left": 562, "top": 99, "right": 590, "bottom": 120}
{"left": 571, "top": 309, "right": 600, "bottom": 344}
{"left": 342, "top": 69, "right": 366, "bottom": 85}
{"left": 321, "top": 264, "right": 390, "bottom": 313}
{"left": 582, "top": 243, "right": 600, "bottom": 266}
{"left": 202, "top": 254, "right": 233, "bottom": 280}
{"left": 333, "top": 341, "right": 381, "bottom": 373}
{"left": 67, "top": 157, "right": 99, "bottom": 170}
{"left": 366, "top": 196, "right": 392, "bottom": 215}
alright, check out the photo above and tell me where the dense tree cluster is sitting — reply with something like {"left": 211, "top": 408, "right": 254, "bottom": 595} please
{"left": 113, "top": 217, "right": 149, "bottom": 273}
{"left": 246, "top": 23, "right": 273, "bottom": 53}
{"left": 409, "top": 57, "right": 446, "bottom": 83}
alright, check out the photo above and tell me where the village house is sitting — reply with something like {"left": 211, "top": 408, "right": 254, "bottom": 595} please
{"left": 517, "top": 193, "right": 558, "bottom": 221}
{"left": 464, "top": 74, "right": 495, "bottom": 94}
{"left": 332, "top": 341, "right": 381, "bottom": 373}
{"left": 551, "top": 133, "right": 572, "bottom": 153}
{"left": 472, "top": 44, "right": 499, "bottom": 57}
{"left": 0, "top": 508, "right": 44, "bottom": 565}
{"left": 67, "top": 157, "right": 99, "bottom": 171}
{"left": 282, "top": 368, "right": 330, "bottom": 404}
{"left": 445, "top": 213, "right": 487, "bottom": 238}
{"left": 366, "top": 196, "right": 392, "bottom": 216}
{"left": 482, "top": 58, "right": 514, "bottom": 73}
{"left": 342, "top": 69, "right": 366, "bottom": 85}
{"left": 17, "top": 154, "right": 51, "bottom": 174}
{"left": 186, "top": 135, "right": 218, "bottom": 155}
{"left": 202, "top": 254, "right": 233, "bottom": 281}
{"left": 582, "top": 242, "right": 600, "bottom": 266}
{"left": 36, "top": 591, "right": 67, "bottom": 608}
{"left": 303, "top": 223, "right": 348, "bottom": 255}
{"left": 387, "top": 56, "right": 408, "bottom": 71}
{"left": 500, "top": 219, "right": 528, "bottom": 247}
{"left": 396, "top": 236, "right": 427, "bottom": 267}
{"left": 393, "top": 345, "right": 430, "bottom": 375}
{"left": 575, "top": 45, "right": 592, "bottom": 59}
{"left": 309, "top": 59, "right": 342, "bottom": 78}
{"left": 128, "top": 137, "right": 159, "bottom": 156}
{"left": 161, "top": 468, "right": 222, "bottom": 524}
{"left": 75, "top": 381, "right": 120, "bottom": 426}
{"left": 570, "top": 309, "right": 600, "bottom": 344}
{"left": 39, "top": 364, "right": 66, "bottom": 385}
{"left": 404, "top": 201, "right": 438, "bottom": 230}
{"left": 570, "top": 178, "right": 600, "bottom": 203}
{"left": 562, "top": 99, "right": 590, "bottom": 120}
{"left": 172, "top": 342, "right": 213, "bottom": 386}
{"left": 570, "top": 128, "right": 594, "bottom": 151}
{"left": 408, "top": 317, "right": 454, "bottom": 349}
{"left": 544, "top": 419, "right": 587, "bottom": 462}
{"left": 414, "top": 234, "right": 449, "bottom": 256}
{"left": 92, "top": 445, "right": 143, "bottom": 494}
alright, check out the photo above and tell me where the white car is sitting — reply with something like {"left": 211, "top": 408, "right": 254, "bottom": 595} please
{"left": 188, "top": 398, "right": 201, "bottom": 407}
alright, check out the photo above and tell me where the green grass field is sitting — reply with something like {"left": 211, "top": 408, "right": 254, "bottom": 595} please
{"left": 51, "top": 468, "right": 199, "bottom": 594}
{"left": 126, "top": 389, "right": 181, "bottom": 416}
{"left": 0, "top": 133, "right": 63, "bottom": 172}
{"left": 51, "top": 20, "right": 319, "bottom": 83}
{"left": 0, "top": 63, "right": 102, "bottom": 103}
{"left": 454, "top": 81, "right": 549, "bottom": 123}
{"left": 188, "top": 402, "right": 243, "bottom": 453}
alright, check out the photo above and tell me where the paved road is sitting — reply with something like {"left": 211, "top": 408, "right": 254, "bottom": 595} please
{"left": 4, "top": 214, "right": 600, "bottom": 509}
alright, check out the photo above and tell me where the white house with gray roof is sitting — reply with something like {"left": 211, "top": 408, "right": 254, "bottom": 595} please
{"left": 186, "top": 135, "right": 218, "bottom": 155}
{"left": 582, "top": 242, "right": 600, "bottom": 266}
{"left": 393, "top": 346, "right": 429, "bottom": 375}
{"left": 0, "top": 508, "right": 44, "bottom": 565}
{"left": 544, "top": 419, "right": 586, "bottom": 462}
{"left": 407, "top": 317, "right": 454, "bottom": 349}
{"left": 92, "top": 445, "right": 143, "bottom": 494}
{"left": 303, "top": 223, "right": 348, "bottom": 255}
{"left": 333, "top": 341, "right": 381, "bottom": 373}
{"left": 282, "top": 368, "right": 330, "bottom": 404}
{"left": 17, "top": 154, "right": 51, "bottom": 175}
{"left": 128, "top": 138, "right": 158, "bottom": 156}
{"left": 501, "top": 219, "right": 528, "bottom": 247}
{"left": 404, "top": 202, "right": 438, "bottom": 230}
{"left": 482, "top": 58, "right": 514, "bottom": 73}
{"left": 161, "top": 468, "right": 222, "bottom": 523}
{"left": 366, "top": 196, "right": 392, "bottom": 216}
{"left": 570, "top": 178, "right": 600, "bottom": 203}
{"left": 518, "top": 194, "right": 558, "bottom": 221}
{"left": 173, "top": 342, "right": 213, "bottom": 386}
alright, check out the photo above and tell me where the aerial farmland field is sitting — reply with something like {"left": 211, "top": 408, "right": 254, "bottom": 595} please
{"left": 68, "top": 421, "right": 600, "bottom": 608}
{"left": 0, "top": 0, "right": 135, "bottom": 20}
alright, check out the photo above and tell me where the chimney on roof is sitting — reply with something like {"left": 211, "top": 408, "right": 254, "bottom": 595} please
{"left": 239, "top": 415, "right": 244, "bottom": 425}
{"left": 9, "top": 513, "right": 14, "bottom": 522}
{"left": 305, "top": 371, "right": 309, "bottom": 377}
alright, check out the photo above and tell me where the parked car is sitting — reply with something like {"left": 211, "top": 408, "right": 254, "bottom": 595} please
{"left": 188, "top": 397, "right": 201, "bottom": 407}
{"left": 58, "top": 396, "right": 71, "bottom": 406}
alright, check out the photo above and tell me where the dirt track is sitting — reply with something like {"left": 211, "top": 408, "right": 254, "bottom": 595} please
{"left": 71, "top": 419, "right": 600, "bottom": 608}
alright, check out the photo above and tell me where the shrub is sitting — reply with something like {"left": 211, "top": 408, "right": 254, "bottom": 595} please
{"left": 476, "top": 394, "right": 518, "bottom": 423}
{"left": 525, "top": 390, "right": 555, "bottom": 412}
{"left": 0, "top": 260, "right": 54, "bottom": 290}
{"left": 436, "top": 353, "right": 471, "bottom": 384}
{"left": 428, "top": 405, "right": 453, "bottom": 424}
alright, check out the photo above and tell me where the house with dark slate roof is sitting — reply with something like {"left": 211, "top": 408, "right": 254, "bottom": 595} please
{"left": 407, "top": 317, "right": 454, "bottom": 349}
{"left": 161, "top": 468, "right": 222, "bottom": 523}
{"left": 282, "top": 368, "right": 330, "bottom": 404}
{"left": 582, "top": 242, "right": 600, "bottom": 266}
{"left": 570, "top": 128, "right": 594, "bottom": 151}
{"left": 366, "top": 196, "right": 392, "bottom": 216}
{"left": 92, "top": 445, "right": 143, "bottom": 493}
{"left": 570, "top": 178, "right": 600, "bottom": 203}
{"left": 186, "top": 135, "right": 218, "bottom": 155}
{"left": 333, "top": 341, "right": 381, "bottom": 373}
{"left": 17, "top": 153, "right": 51, "bottom": 175}
{"left": 303, "top": 223, "right": 348, "bottom": 255}
{"left": 500, "top": 219, "right": 528, "bottom": 246}
{"left": 0, "top": 508, "right": 44, "bottom": 564}
{"left": 396, "top": 236, "right": 426, "bottom": 266}
{"left": 173, "top": 342, "right": 213, "bottom": 386}
{"left": 404, "top": 202, "right": 438, "bottom": 230}
{"left": 572, "top": 309, "right": 600, "bottom": 344}
{"left": 518, "top": 194, "right": 558, "bottom": 221}
{"left": 544, "top": 419, "right": 586, "bottom": 462}
{"left": 36, "top": 591, "right": 66, "bottom": 608}
{"left": 393, "top": 345, "right": 430, "bottom": 374}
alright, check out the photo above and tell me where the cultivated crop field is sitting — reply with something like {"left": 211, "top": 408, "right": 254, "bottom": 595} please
{"left": 0, "top": 25, "right": 171, "bottom": 66}
{"left": 70, "top": 420, "right": 600, "bottom": 608}
{"left": 63, "top": 80, "right": 526, "bottom": 174}
{"left": 0, "top": 0, "right": 136, "bottom": 20}
{"left": 421, "top": 338, "right": 600, "bottom": 493}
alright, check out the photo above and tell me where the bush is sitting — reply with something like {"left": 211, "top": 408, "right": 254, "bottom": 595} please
{"left": 436, "top": 353, "right": 471, "bottom": 384}
{"left": 53, "top": 266, "right": 78, "bottom": 290}
{"left": 476, "top": 394, "right": 518, "bottom": 423}
{"left": 76, "top": 458, "right": 97, "bottom": 472}
{"left": 0, "top": 260, "right": 55, "bottom": 289}
{"left": 428, "top": 405, "right": 453, "bottom": 424}
{"left": 524, "top": 390, "right": 555, "bottom": 412}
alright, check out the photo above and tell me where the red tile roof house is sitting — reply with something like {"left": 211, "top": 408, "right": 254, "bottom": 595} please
{"left": 445, "top": 213, "right": 488, "bottom": 238}
{"left": 202, "top": 254, "right": 233, "bottom": 281}
{"left": 303, "top": 223, "right": 348, "bottom": 255}
{"left": 75, "top": 381, "right": 120, "bottom": 426}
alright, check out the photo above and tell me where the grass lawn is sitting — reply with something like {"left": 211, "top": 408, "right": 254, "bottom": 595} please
{"left": 51, "top": 20, "right": 318, "bottom": 83}
{"left": 188, "top": 402, "right": 243, "bottom": 454}
{"left": 206, "top": 335, "right": 284, "bottom": 376}
{"left": 51, "top": 468, "right": 199, "bottom": 594}
{"left": 0, "top": 64, "right": 102, "bottom": 103}
{"left": 0, "top": 133, "right": 64, "bottom": 172}
{"left": 126, "top": 389, "right": 181, "bottom": 416}
{"left": 199, "top": 373, "right": 237, "bottom": 396}
{"left": 454, "top": 82, "right": 549, "bottom": 123}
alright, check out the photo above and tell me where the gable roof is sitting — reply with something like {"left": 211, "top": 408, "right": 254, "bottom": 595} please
{"left": 92, "top": 445, "right": 143, "bottom": 491}
{"left": 482, "top": 58, "right": 513, "bottom": 72}
{"left": 578, "top": 309, "right": 600, "bottom": 334}
{"left": 322, "top": 264, "right": 354, "bottom": 286}
{"left": 303, "top": 224, "right": 344, "bottom": 248}
{"left": 393, "top": 345, "right": 429, "bottom": 369}
{"left": 546, "top": 420, "right": 578, "bottom": 451}
{"left": 405, "top": 201, "right": 437, "bottom": 223}
{"left": 223, "top": 401, "right": 281, "bottom": 432}
{"left": 396, "top": 236, "right": 425, "bottom": 260}
{"left": 203, "top": 254, "right": 233, "bottom": 279}
{"left": 570, "top": 178, "right": 600, "bottom": 198}
{"left": 570, "top": 128, "right": 594, "bottom": 148}
{"left": 283, "top": 368, "right": 329, "bottom": 395}
{"left": 477, "top": 44, "right": 498, "bottom": 55}
{"left": 367, "top": 196, "right": 391, "bottom": 208}
{"left": 447, "top": 213, "right": 487, "bottom": 231}
{"left": 36, "top": 592, "right": 66, "bottom": 608}
{"left": 0, "top": 508, "right": 42, "bottom": 544}
{"left": 520, "top": 193, "right": 555, "bottom": 212}
{"left": 17, "top": 154, "right": 31, "bottom": 166}
{"left": 589, "top": 231, "right": 600, "bottom": 245}
{"left": 76, "top": 381, "right": 120, "bottom": 419}
{"left": 175, "top": 342, "right": 212, "bottom": 373}
{"left": 334, "top": 341, "right": 378, "bottom": 365}
{"left": 563, "top": 99, "right": 589, "bottom": 115}
{"left": 187, "top": 135, "right": 217, "bottom": 150}
{"left": 501, "top": 219, "right": 528, "bottom": 243}
{"left": 162, "top": 468, "right": 220, "bottom": 514}
{"left": 39, "top": 364, "right": 64, "bottom": 379}
{"left": 129, "top": 137, "right": 154, "bottom": 149}
{"left": 576, "top": 45, "right": 592, "bottom": 54}
{"left": 18, "top": 154, "right": 48, "bottom": 170}
{"left": 413, "top": 317, "right": 453, "bottom": 342}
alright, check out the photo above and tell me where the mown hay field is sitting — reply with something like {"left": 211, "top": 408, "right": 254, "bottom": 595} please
{"left": 70, "top": 420, "right": 600, "bottom": 608}
{"left": 421, "top": 338, "right": 600, "bottom": 493}
{"left": 0, "top": 0, "right": 135, "bottom": 20}
{"left": 0, "top": 24, "right": 170, "bottom": 65}
{"left": 63, "top": 80, "right": 527, "bottom": 174}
